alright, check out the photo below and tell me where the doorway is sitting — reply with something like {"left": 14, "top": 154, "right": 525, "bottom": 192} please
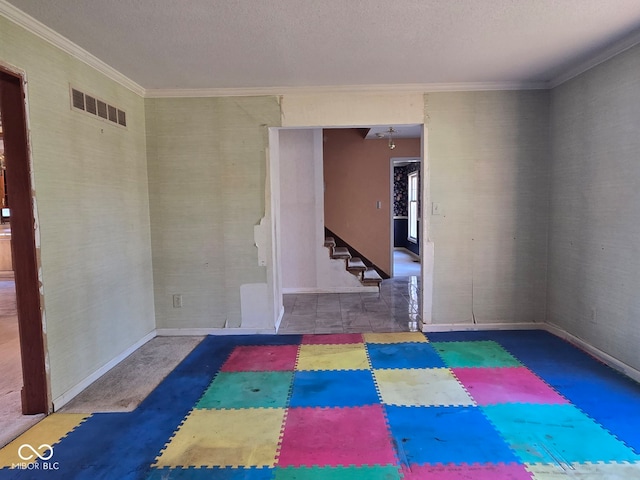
{"left": 0, "top": 66, "right": 48, "bottom": 432}
{"left": 391, "top": 157, "right": 422, "bottom": 278}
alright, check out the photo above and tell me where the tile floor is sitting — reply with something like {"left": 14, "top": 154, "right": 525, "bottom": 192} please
{"left": 279, "top": 251, "right": 421, "bottom": 335}
{"left": 2, "top": 330, "right": 640, "bottom": 479}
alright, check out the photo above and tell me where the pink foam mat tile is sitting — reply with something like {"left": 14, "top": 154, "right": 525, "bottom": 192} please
{"left": 452, "top": 367, "right": 568, "bottom": 405}
{"left": 277, "top": 405, "right": 396, "bottom": 467}
{"left": 220, "top": 345, "right": 299, "bottom": 371}
{"left": 302, "top": 333, "right": 364, "bottom": 345}
{"left": 401, "top": 462, "right": 533, "bottom": 479}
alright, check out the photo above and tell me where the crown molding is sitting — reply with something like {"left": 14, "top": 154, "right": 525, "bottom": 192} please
{"left": 0, "top": 0, "right": 145, "bottom": 97}
{"left": 550, "top": 28, "right": 640, "bottom": 89}
{"left": 145, "top": 81, "right": 549, "bottom": 98}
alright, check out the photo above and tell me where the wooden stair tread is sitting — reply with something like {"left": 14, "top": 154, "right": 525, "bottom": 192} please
{"left": 347, "top": 257, "right": 367, "bottom": 271}
{"left": 362, "top": 268, "right": 383, "bottom": 285}
{"left": 324, "top": 237, "right": 336, "bottom": 248}
{"left": 332, "top": 247, "right": 351, "bottom": 259}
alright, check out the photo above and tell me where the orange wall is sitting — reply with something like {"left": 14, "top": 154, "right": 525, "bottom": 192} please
{"left": 323, "top": 129, "right": 421, "bottom": 275}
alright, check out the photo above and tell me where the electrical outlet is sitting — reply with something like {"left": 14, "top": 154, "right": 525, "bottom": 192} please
{"left": 590, "top": 307, "right": 596, "bottom": 323}
{"left": 432, "top": 202, "right": 441, "bottom": 215}
{"left": 173, "top": 294, "right": 183, "bottom": 308}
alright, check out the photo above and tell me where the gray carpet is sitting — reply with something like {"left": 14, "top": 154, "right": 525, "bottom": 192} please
{"left": 59, "top": 336, "right": 204, "bottom": 413}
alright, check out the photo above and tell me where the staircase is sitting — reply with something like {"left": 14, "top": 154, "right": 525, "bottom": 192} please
{"left": 324, "top": 237, "right": 383, "bottom": 289}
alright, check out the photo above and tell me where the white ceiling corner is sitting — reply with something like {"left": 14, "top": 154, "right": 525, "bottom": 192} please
{"left": 0, "top": 0, "right": 145, "bottom": 96}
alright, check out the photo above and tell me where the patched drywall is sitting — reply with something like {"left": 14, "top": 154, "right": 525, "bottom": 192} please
{"left": 0, "top": 16, "right": 155, "bottom": 402}
{"left": 145, "top": 96, "right": 281, "bottom": 329}
{"left": 428, "top": 90, "right": 549, "bottom": 324}
{"left": 548, "top": 44, "right": 640, "bottom": 371}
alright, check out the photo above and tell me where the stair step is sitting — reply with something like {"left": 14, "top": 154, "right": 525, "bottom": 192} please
{"left": 332, "top": 246, "right": 351, "bottom": 259}
{"left": 362, "top": 267, "right": 383, "bottom": 286}
{"left": 347, "top": 257, "right": 367, "bottom": 273}
{"left": 324, "top": 237, "right": 336, "bottom": 248}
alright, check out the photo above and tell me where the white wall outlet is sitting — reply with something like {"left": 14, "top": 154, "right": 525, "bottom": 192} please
{"left": 432, "top": 202, "right": 441, "bottom": 215}
{"left": 173, "top": 294, "right": 183, "bottom": 308}
{"left": 590, "top": 307, "right": 596, "bottom": 323}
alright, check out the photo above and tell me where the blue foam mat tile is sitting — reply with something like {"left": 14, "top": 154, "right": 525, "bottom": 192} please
{"left": 426, "top": 330, "right": 552, "bottom": 345}
{"left": 366, "top": 343, "right": 445, "bottom": 369}
{"left": 224, "top": 334, "right": 304, "bottom": 347}
{"left": 384, "top": 405, "right": 518, "bottom": 466}
{"left": 146, "top": 466, "right": 275, "bottom": 479}
{"left": 35, "top": 411, "right": 183, "bottom": 480}
{"left": 289, "top": 370, "right": 379, "bottom": 407}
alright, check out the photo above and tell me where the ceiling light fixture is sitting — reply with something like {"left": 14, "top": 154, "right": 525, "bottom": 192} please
{"left": 387, "top": 127, "right": 396, "bottom": 150}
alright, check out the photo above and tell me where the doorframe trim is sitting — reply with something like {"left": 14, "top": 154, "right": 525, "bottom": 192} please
{"left": 0, "top": 62, "right": 50, "bottom": 414}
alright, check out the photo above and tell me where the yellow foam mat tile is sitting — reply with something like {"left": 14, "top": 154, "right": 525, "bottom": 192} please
{"left": 363, "top": 332, "right": 428, "bottom": 344}
{"left": 526, "top": 461, "right": 640, "bottom": 479}
{"left": 153, "top": 408, "right": 286, "bottom": 468}
{"left": 374, "top": 368, "right": 475, "bottom": 407}
{"left": 0, "top": 414, "right": 89, "bottom": 467}
{"left": 296, "top": 344, "right": 370, "bottom": 371}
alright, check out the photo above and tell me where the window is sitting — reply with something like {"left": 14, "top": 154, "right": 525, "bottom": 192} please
{"left": 408, "top": 171, "right": 419, "bottom": 243}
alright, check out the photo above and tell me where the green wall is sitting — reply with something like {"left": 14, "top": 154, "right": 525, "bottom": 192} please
{"left": 145, "top": 96, "right": 281, "bottom": 329}
{"left": 0, "top": 15, "right": 155, "bottom": 403}
{"left": 548, "top": 44, "right": 640, "bottom": 371}
{"left": 428, "top": 90, "right": 550, "bottom": 324}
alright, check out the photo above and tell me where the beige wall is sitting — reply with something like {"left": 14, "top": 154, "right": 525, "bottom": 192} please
{"left": 0, "top": 16, "right": 155, "bottom": 403}
{"left": 428, "top": 90, "right": 550, "bottom": 325}
{"left": 145, "top": 96, "right": 281, "bottom": 329}
{"left": 548, "top": 44, "right": 640, "bottom": 371}
{"left": 323, "top": 129, "right": 421, "bottom": 275}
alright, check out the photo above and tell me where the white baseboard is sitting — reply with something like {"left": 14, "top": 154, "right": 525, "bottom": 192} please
{"left": 52, "top": 330, "right": 156, "bottom": 411}
{"left": 156, "top": 327, "right": 276, "bottom": 336}
{"left": 282, "top": 286, "right": 379, "bottom": 294}
{"left": 274, "top": 306, "right": 285, "bottom": 332}
{"left": 544, "top": 323, "right": 640, "bottom": 385}
{"left": 394, "top": 247, "right": 420, "bottom": 260}
{"left": 422, "top": 322, "right": 542, "bottom": 332}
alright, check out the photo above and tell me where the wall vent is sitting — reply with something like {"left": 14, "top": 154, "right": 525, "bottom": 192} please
{"left": 70, "top": 86, "right": 127, "bottom": 128}
{"left": 96, "top": 100, "right": 108, "bottom": 119}
{"left": 71, "top": 88, "right": 84, "bottom": 110}
{"left": 85, "top": 95, "right": 97, "bottom": 115}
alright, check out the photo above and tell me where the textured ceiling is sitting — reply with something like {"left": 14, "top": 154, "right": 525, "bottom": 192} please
{"left": 4, "top": 0, "right": 640, "bottom": 91}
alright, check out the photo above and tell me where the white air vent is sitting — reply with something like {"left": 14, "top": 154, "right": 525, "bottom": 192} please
{"left": 70, "top": 86, "right": 127, "bottom": 128}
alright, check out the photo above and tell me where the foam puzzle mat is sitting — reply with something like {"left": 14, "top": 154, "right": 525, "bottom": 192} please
{"left": 2, "top": 330, "right": 640, "bottom": 479}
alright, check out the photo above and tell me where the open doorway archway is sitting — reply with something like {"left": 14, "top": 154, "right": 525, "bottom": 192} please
{"left": 0, "top": 65, "right": 48, "bottom": 416}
